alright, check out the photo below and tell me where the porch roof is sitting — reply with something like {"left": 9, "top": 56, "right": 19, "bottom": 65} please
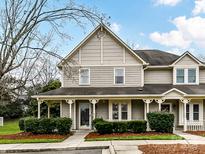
{"left": 33, "top": 84, "right": 205, "bottom": 97}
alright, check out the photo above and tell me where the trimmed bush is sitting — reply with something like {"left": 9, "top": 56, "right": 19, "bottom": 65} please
{"left": 22, "top": 117, "right": 72, "bottom": 134}
{"left": 95, "top": 121, "right": 113, "bottom": 134}
{"left": 56, "top": 117, "right": 72, "bottom": 135}
{"left": 92, "top": 118, "right": 104, "bottom": 128}
{"left": 112, "top": 121, "right": 128, "bottom": 133}
{"left": 147, "top": 112, "right": 174, "bottom": 133}
{"left": 127, "top": 121, "right": 147, "bottom": 133}
{"left": 19, "top": 118, "right": 25, "bottom": 131}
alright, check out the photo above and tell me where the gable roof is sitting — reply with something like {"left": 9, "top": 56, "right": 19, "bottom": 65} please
{"left": 57, "top": 24, "right": 148, "bottom": 67}
{"left": 170, "top": 51, "right": 205, "bottom": 66}
{"left": 134, "top": 50, "right": 179, "bottom": 66}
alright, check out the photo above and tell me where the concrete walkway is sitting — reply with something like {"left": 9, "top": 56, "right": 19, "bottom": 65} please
{"left": 1, "top": 131, "right": 205, "bottom": 153}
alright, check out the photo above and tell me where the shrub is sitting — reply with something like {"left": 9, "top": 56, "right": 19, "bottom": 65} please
{"left": 147, "top": 112, "right": 174, "bottom": 133}
{"left": 24, "top": 117, "right": 39, "bottom": 134}
{"left": 112, "top": 121, "right": 128, "bottom": 133}
{"left": 22, "top": 117, "right": 72, "bottom": 134}
{"left": 95, "top": 121, "right": 113, "bottom": 134}
{"left": 127, "top": 120, "right": 147, "bottom": 133}
{"left": 19, "top": 118, "right": 25, "bottom": 131}
{"left": 56, "top": 117, "right": 72, "bottom": 135}
{"left": 92, "top": 118, "right": 104, "bottom": 128}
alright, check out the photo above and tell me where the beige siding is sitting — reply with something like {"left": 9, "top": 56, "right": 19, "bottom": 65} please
{"left": 96, "top": 100, "right": 109, "bottom": 120}
{"left": 175, "top": 55, "right": 198, "bottom": 65}
{"left": 68, "top": 29, "right": 141, "bottom": 65}
{"left": 132, "top": 100, "right": 144, "bottom": 120}
{"left": 200, "top": 69, "right": 205, "bottom": 83}
{"left": 63, "top": 66, "right": 142, "bottom": 87}
{"left": 144, "top": 69, "right": 172, "bottom": 84}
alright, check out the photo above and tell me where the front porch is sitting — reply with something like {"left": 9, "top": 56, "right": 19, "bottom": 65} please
{"left": 36, "top": 97, "right": 205, "bottom": 131}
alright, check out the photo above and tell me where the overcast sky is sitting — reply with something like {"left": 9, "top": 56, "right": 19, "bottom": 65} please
{"left": 58, "top": 0, "right": 205, "bottom": 57}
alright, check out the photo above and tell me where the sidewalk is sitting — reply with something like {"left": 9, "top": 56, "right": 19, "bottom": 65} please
{"left": 1, "top": 131, "right": 205, "bottom": 153}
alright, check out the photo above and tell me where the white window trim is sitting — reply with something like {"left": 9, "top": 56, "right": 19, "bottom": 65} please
{"left": 108, "top": 100, "right": 131, "bottom": 121}
{"left": 114, "top": 67, "right": 125, "bottom": 85}
{"left": 173, "top": 66, "right": 199, "bottom": 85}
{"left": 79, "top": 68, "right": 90, "bottom": 85}
{"left": 179, "top": 100, "right": 203, "bottom": 125}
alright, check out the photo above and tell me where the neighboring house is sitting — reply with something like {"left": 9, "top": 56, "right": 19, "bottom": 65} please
{"left": 32, "top": 24, "right": 205, "bottom": 131}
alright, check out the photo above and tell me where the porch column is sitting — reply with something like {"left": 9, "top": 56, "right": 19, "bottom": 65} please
{"left": 181, "top": 98, "right": 190, "bottom": 131}
{"left": 60, "top": 101, "right": 63, "bottom": 117}
{"left": 143, "top": 99, "right": 153, "bottom": 120}
{"left": 47, "top": 103, "right": 51, "bottom": 118}
{"left": 37, "top": 100, "right": 43, "bottom": 119}
{"left": 155, "top": 99, "right": 165, "bottom": 111}
{"left": 90, "top": 99, "right": 99, "bottom": 120}
{"left": 73, "top": 101, "right": 76, "bottom": 129}
{"left": 66, "top": 99, "right": 74, "bottom": 118}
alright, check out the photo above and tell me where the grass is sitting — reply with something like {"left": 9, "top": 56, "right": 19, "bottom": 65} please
{"left": 0, "top": 119, "right": 21, "bottom": 135}
{"left": 0, "top": 138, "right": 65, "bottom": 144}
{"left": 85, "top": 134, "right": 184, "bottom": 141}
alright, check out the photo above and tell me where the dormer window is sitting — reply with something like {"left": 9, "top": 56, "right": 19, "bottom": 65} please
{"left": 188, "top": 68, "right": 196, "bottom": 83}
{"left": 175, "top": 67, "right": 198, "bottom": 85}
{"left": 176, "top": 69, "right": 185, "bottom": 83}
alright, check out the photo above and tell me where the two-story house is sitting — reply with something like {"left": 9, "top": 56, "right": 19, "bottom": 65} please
{"left": 33, "top": 24, "right": 205, "bottom": 131}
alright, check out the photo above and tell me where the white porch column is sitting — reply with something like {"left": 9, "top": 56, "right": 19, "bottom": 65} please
{"left": 47, "top": 104, "right": 51, "bottom": 118}
{"left": 66, "top": 99, "right": 74, "bottom": 119}
{"left": 73, "top": 101, "right": 76, "bottom": 129}
{"left": 143, "top": 99, "right": 153, "bottom": 120}
{"left": 37, "top": 100, "right": 43, "bottom": 119}
{"left": 181, "top": 98, "right": 190, "bottom": 131}
{"left": 155, "top": 99, "right": 165, "bottom": 111}
{"left": 90, "top": 99, "right": 99, "bottom": 120}
{"left": 60, "top": 101, "right": 63, "bottom": 117}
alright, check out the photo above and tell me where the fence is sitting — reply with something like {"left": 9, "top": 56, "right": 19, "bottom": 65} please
{"left": 187, "top": 120, "right": 204, "bottom": 131}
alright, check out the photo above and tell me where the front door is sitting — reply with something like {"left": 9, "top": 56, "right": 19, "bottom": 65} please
{"left": 79, "top": 103, "right": 91, "bottom": 129}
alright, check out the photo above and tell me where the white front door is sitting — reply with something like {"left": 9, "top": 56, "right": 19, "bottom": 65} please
{"left": 79, "top": 103, "right": 91, "bottom": 129}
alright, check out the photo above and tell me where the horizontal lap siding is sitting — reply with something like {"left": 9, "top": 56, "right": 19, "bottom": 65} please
{"left": 175, "top": 55, "right": 198, "bottom": 65}
{"left": 200, "top": 69, "right": 205, "bottom": 83}
{"left": 132, "top": 100, "right": 144, "bottom": 120}
{"left": 63, "top": 66, "right": 142, "bottom": 87}
{"left": 144, "top": 70, "right": 172, "bottom": 84}
{"left": 96, "top": 100, "right": 109, "bottom": 120}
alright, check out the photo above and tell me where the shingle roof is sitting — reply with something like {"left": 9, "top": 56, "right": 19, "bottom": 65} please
{"left": 134, "top": 50, "right": 179, "bottom": 66}
{"left": 35, "top": 84, "right": 205, "bottom": 96}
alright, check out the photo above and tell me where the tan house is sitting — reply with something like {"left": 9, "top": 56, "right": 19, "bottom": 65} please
{"left": 33, "top": 24, "right": 205, "bottom": 131}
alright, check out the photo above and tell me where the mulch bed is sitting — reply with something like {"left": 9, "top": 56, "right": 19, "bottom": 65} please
{"left": 85, "top": 132, "right": 174, "bottom": 139}
{"left": 185, "top": 131, "right": 205, "bottom": 137}
{"left": 138, "top": 144, "right": 205, "bottom": 154}
{"left": 0, "top": 132, "right": 69, "bottom": 140}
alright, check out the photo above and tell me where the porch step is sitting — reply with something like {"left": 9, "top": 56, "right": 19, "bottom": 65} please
{"left": 102, "top": 149, "right": 111, "bottom": 154}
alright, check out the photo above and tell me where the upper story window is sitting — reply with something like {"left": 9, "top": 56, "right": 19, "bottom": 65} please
{"left": 176, "top": 69, "right": 184, "bottom": 83}
{"left": 114, "top": 68, "right": 125, "bottom": 85}
{"left": 175, "top": 67, "right": 198, "bottom": 84}
{"left": 79, "top": 68, "right": 90, "bottom": 85}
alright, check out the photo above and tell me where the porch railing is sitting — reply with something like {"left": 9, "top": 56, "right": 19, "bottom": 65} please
{"left": 187, "top": 120, "right": 204, "bottom": 131}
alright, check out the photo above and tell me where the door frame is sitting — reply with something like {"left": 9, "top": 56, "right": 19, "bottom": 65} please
{"left": 79, "top": 102, "right": 91, "bottom": 129}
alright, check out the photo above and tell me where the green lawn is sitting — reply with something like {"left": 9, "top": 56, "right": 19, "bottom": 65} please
{"left": 0, "top": 138, "right": 64, "bottom": 144}
{"left": 85, "top": 134, "right": 184, "bottom": 141}
{"left": 0, "top": 119, "right": 21, "bottom": 135}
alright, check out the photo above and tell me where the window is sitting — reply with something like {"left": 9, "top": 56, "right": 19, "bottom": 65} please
{"left": 79, "top": 68, "right": 90, "bottom": 85}
{"left": 186, "top": 104, "right": 189, "bottom": 120}
{"left": 193, "top": 104, "right": 199, "bottom": 120}
{"left": 121, "top": 104, "right": 128, "bottom": 120}
{"left": 175, "top": 68, "right": 198, "bottom": 84}
{"left": 114, "top": 68, "right": 125, "bottom": 84}
{"left": 161, "top": 104, "right": 171, "bottom": 112}
{"left": 112, "top": 103, "right": 119, "bottom": 120}
{"left": 188, "top": 68, "right": 196, "bottom": 83}
{"left": 111, "top": 102, "right": 129, "bottom": 120}
{"left": 176, "top": 69, "right": 184, "bottom": 83}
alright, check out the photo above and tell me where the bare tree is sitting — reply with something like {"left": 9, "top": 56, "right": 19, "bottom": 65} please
{"left": 0, "top": 0, "right": 107, "bottom": 98}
